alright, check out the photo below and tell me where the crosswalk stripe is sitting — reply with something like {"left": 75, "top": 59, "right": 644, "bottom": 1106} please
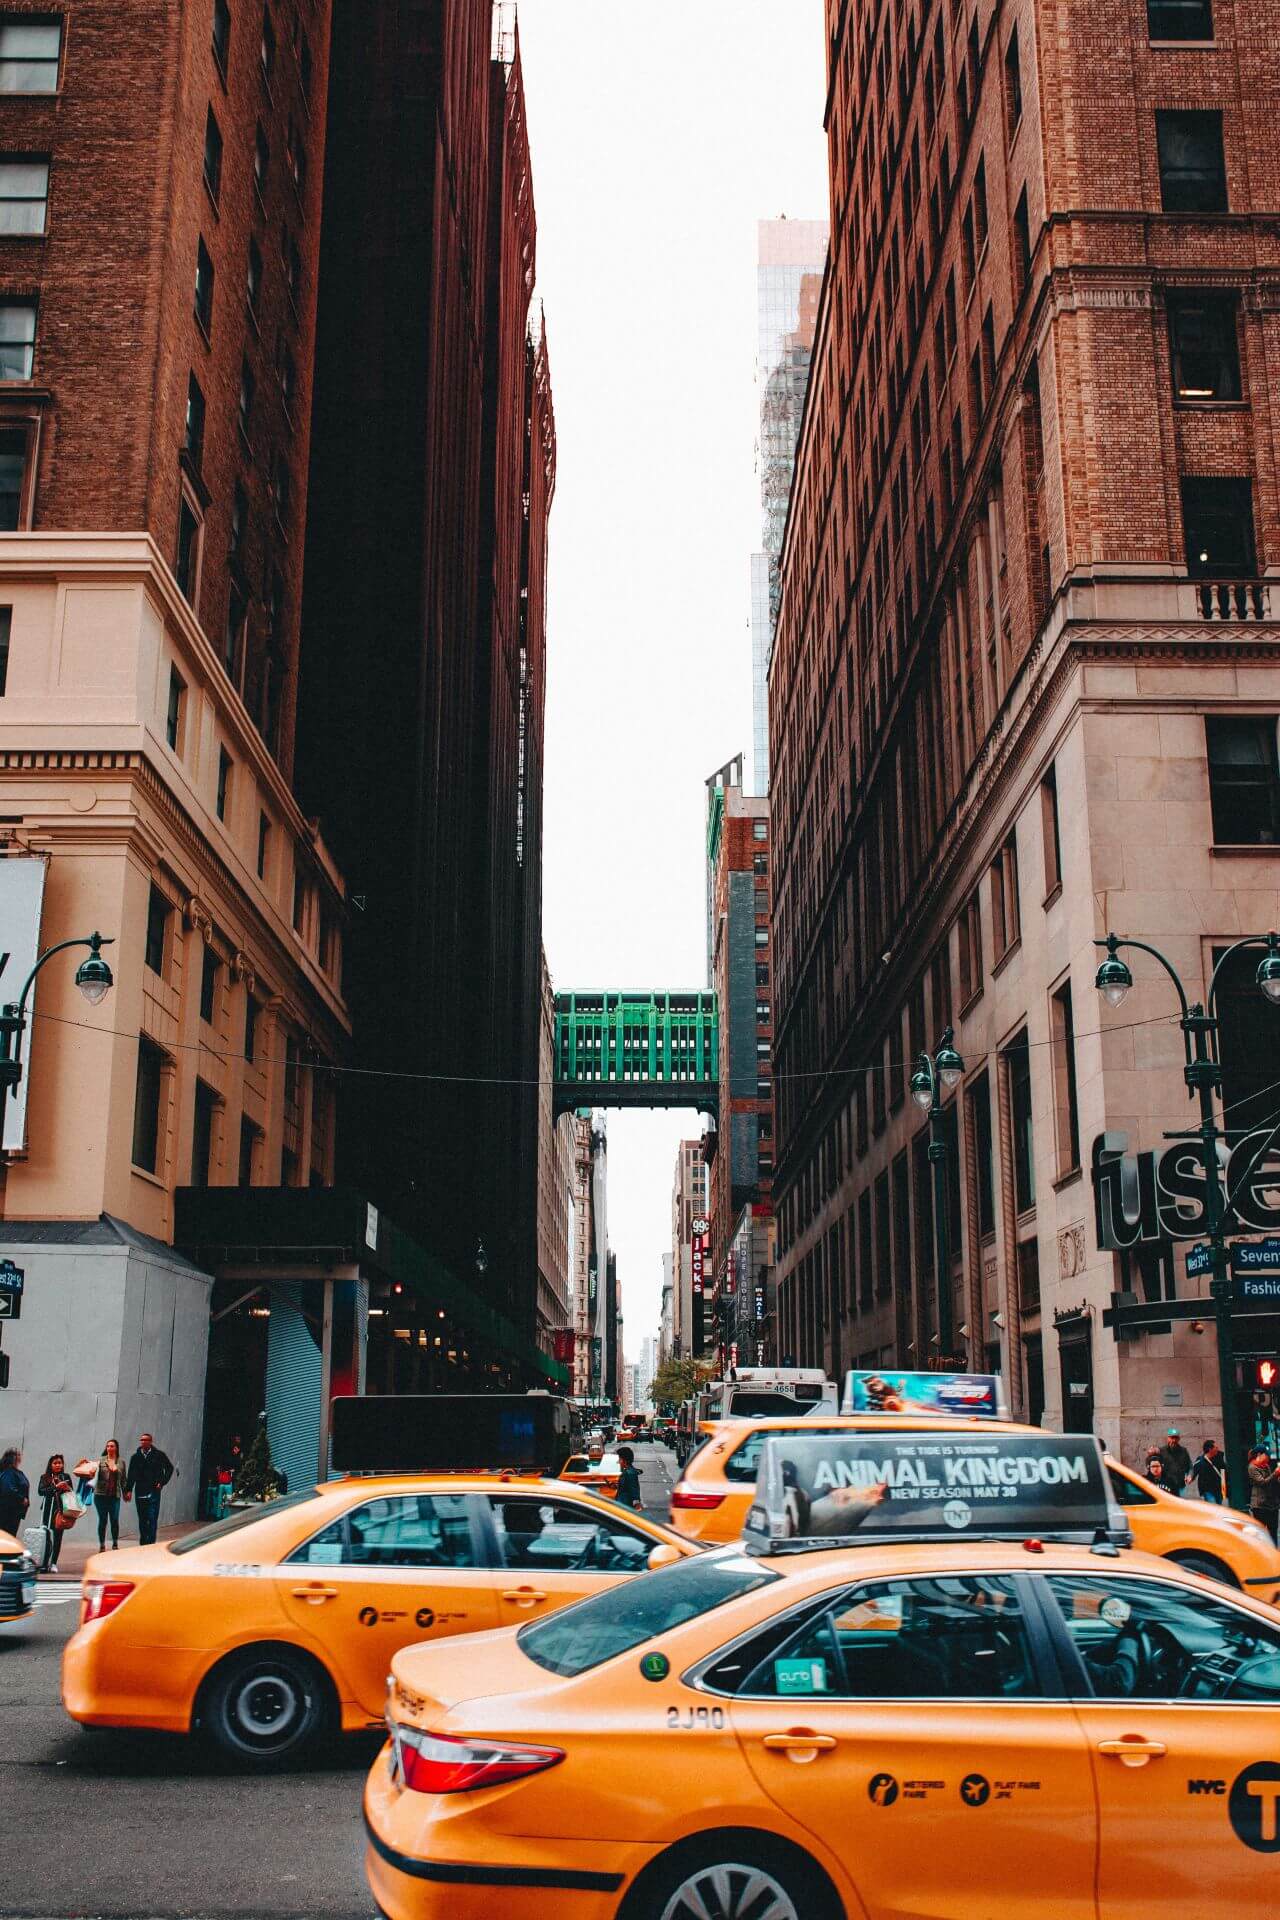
{"left": 33, "top": 1581, "right": 80, "bottom": 1605}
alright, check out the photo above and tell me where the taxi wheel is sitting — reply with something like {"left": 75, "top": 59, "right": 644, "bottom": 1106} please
{"left": 620, "top": 1832, "right": 841, "bottom": 1920}
{"left": 1166, "top": 1549, "right": 1238, "bottom": 1588}
{"left": 200, "top": 1645, "right": 332, "bottom": 1767}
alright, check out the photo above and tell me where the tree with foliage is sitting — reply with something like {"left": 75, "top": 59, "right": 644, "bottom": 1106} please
{"left": 650, "top": 1357, "right": 715, "bottom": 1415}
{"left": 233, "top": 1419, "right": 279, "bottom": 1503}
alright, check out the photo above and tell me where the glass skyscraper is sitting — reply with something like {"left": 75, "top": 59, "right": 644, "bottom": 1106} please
{"left": 750, "top": 217, "right": 828, "bottom": 794}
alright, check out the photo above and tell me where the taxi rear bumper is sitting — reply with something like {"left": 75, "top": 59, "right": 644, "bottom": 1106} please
{"left": 61, "top": 1622, "right": 197, "bottom": 1732}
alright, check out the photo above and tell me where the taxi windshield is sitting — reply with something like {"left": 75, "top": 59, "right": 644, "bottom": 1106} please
{"left": 517, "top": 1551, "right": 777, "bottom": 1676}
{"left": 168, "top": 1487, "right": 322, "bottom": 1554}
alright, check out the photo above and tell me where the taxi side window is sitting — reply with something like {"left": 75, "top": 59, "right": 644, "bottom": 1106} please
{"left": 1045, "top": 1575, "right": 1280, "bottom": 1704}
{"left": 1107, "top": 1467, "right": 1156, "bottom": 1508}
{"left": 728, "top": 1575, "right": 1040, "bottom": 1700}
{"left": 287, "top": 1494, "right": 479, "bottom": 1569}
{"left": 489, "top": 1497, "right": 652, "bottom": 1574}
{"left": 724, "top": 1433, "right": 766, "bottom": 1483}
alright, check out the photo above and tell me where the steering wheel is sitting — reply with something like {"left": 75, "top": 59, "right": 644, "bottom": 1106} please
{"left": 1127, "top": 1619, "right": 1189, "bottom": 1696}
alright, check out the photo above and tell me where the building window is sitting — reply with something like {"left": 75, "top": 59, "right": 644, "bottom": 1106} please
{"left": 752, "top": 821, "right": 767, "bottom": 841}
{"left": 0, "top": 427, "right": 26, "bottom": 528}
{"left": 292, "top": 865, "right": 306, "bottom": 933}
{"left": 973, "top": 153, "right": 988, "bottom": 252}
{"left": 260, "top": 4, "right": 275, "bottom": 86}
{"left": 1041, "top": 763, "right": 1062, "bottom": 895}
{"left": 756, "top": 1002, "right": 771, "bottom": 1025}
{"left": 1206, "top": 715, "right": 1280, "bottom": 845}
{"left": 144, "top": 885, "right": 170, "bottom": 977}
{"left": 970, "top": 1072, "right": 996, "bottom": 1238}
{"left": 271, "top": 451, "right": 290, "bottom": 527}
{"left": 247, "top": 237, "right": 262, "bottom": 315}
{"left": 212, "top": 0, "right": 231, "bottom": 74}
{"left": 1007, "top": 1029, "right": 1036, "bottom": 1214}
{"left": 1156, "top": 109, "right": 1227, "bottom": 212}
{"left": 194, "top": 236, "right": 214, "bottom": 333}
{"left": 132, "top": 1037, "right": 166, "bottom": 1174}
{"left": 0, "top": 157, "right": 48, "bottom": 234}
{"left": 184, "top": 372, "right": 205, "bottom": 469}
{"left": 175, "top": 494, "right": 201, "bottom": 603}
{"left": 224, "top": 580, "right": 246, "bottom": 682}
{"left": 0, "top": 300, "right": 36, "bottom": 379}
{"left": 1181, "top": 475, "right": 1255, "bottom": 578}
{"left": 238, "top": 1116, "right": 258, "bottom": 1187}
{"left": 203, "top": 107, "right": 222, "bottom": 201}
{"left": 1049, "top": 979, "right": 1081, "bottom": 1176}
{"left": 216, "top": 746, "right": 231, "bottom": 821}
{"left": 1018, "top": 1238, "right": 1041, "bottom": 1314}
{"left": 1004, "top": 27, "right": 1022, "bottom": 138}
{"left": 958, "top": 888, "right": 983, "bottom": 1005}
{"left": 0, "top": 605, "right": 10, "bottom": 695}
{"left": 753, "top": 927, "right": 768, "bottom": 948}
{"left": 199, "top": 944, "right": 219, "bottom": 1024}
{"left": 286, "top": 115, "right": 306, "bottom": 195}
{"left": 0, "top": 17, "right": 60, "bottom": 93}
{"left": 191, "top": 1079, "right": 218, "bottom": 1187}
{"left": 257, "top": 810, "right": 270, "bottom": 878}
{"left": 284, "top": 1033, "right": 300, "bottom": 1110}
{"left": 754, "top": 961, "right": 769, "bottom": 988}
{"left": 166, "top": 665, "right": 185, "bottom": 751}
{"left": 757, "top": 1077, "right": 771, "bottom": 1100}
{"left": 238, "top": 358, "right": 255, "bottom": 440}
{"left": 1167, "top": 291, "right": 1240, "bottom": 401}
{"left": 1148, "top": 0, "right": 1212, "bottom": 36}
{"left": 279, "top": 339, "right": 295, "bottom": 415}
{"left": 990, "top": 833, "right": 1021, "bottom": 962}
{"left": 1013, "top": 186, "right": 1031, "bottom": 298}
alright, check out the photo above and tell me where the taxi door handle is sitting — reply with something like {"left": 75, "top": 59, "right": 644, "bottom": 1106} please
{"left": 762, "top": 1732, "right": 839, "bottom": 1753}
{"left": 1097, "top": 1738, "right": 1167, "bottom": 1765}
{"left": 501, "top": 1588, "right": 547, "bottom": 1607}
{"left": 290, "top": 1585, "right": 339, "bottom": 1602}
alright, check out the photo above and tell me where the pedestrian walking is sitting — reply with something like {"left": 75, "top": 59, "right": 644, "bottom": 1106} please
{"left": 615, "top": 1445, "right": 643, "bottom": 1511}
{"left": 125, "top": 1432, "right": 173, "bottom": 1545}
{"left": 1159, "top": 1427, "right": 1192, "bottom": 1495}
{"left": 1191, "top": 1439, "right": 1225, "bottom": 1504}
{"left": 0, "top": 1446, "right": 29, "bottom": 1537}
{"left": 93, "top": 1439, "right": 125, "bottom": 1550}
{"left": 1247, "top": 1446, "right": 1280, "bottom": 1544}
{"left": 37, "top": 1453, "right": 74, "bottom": 1571}
{"left": 1144, "top": 1450, "right": 1166, "bottom": 1490}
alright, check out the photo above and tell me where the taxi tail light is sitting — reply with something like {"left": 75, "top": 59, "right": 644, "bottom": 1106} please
{"left": 396, "top": 1727, "right": 565, "bottom": 1795}
{"left": 670, "top": 1487, "right": 725, "bottom": 1510}
{"left": 81, "top": 1580, "right": 135, "bottom": 1624}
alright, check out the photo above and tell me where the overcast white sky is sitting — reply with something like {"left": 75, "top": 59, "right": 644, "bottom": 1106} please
{"left": 517, "top": 0, "right": 829, "bottom": 1366}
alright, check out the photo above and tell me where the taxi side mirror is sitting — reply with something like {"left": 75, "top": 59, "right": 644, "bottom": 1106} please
{"left": 647, "top": 1542, "right": 683, "bottom": 1572}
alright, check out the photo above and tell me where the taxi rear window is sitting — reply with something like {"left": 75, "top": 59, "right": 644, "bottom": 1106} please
{"left": 168, "top": 1487, "right": 322, "bottom": 1554}
{"left": 517, "top": 1551, "right": 777, "bottom": 1677}
{"left": 727, "top": 1391, "right": 824, "bottom": 1417}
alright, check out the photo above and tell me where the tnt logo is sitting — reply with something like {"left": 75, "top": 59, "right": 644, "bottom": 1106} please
{"left": 1229, "top": 1763, "right": 1280, "bottom": 1851}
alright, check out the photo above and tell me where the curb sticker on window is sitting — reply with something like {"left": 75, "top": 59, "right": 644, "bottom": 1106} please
{"left": 1100, "top": 1595, "right": 1131, "bottom": 1628}
{"left": 775, "top": 1657, "right": 828, "bottom": 1694}
{"left": 835, "top": 1595, "right": 904, "bottom": 1634}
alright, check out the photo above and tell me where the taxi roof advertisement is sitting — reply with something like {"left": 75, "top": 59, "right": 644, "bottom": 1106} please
{"left": 841, "top": 1369, "right": 1004, "bottom": 1416}
{"left": 744, "top": 1430, "right": 1117, "bottom": 1551}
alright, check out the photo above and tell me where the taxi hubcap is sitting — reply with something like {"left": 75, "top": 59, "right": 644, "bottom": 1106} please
{"left": 233, "top": 1671, "right": 301, "bottom": 1742}
{"left": 661, "top": 1863, "right": 799, "bottom": 1920}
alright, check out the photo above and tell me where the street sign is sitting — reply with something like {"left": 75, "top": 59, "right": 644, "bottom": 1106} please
{"left": 1185, "top": 1242, "right": 1214, "bottom": 1279}
{"left": 0, "top": 1258, "right": 23, "bottom": 1294}
{"left": 0, "top": 1290, "right": 19, "bottom": 1320}
{"left": 1232, "top": 1238, "right": 1280, "bottom": 1275}
{"left": 1234, "top": 1270, "right": 1280, "bottom": 1308}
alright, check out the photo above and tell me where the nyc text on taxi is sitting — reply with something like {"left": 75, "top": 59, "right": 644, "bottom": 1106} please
{"left": 61, "top": 1473, "right": 690, "bottom": 1763}
{"left": 368, "top": 1429, "right": 1280, "bottom": 1920}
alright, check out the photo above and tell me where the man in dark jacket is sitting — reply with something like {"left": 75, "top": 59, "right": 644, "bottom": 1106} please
{"left": 1192, "top": 1439, "right": 1225, "bottom": 1504}
{"left": 1159, "top": 1428, "right": 1192, "bottom": 1495}
{"left": 125, "top": 1434, "right": 174, "bottom": 1545}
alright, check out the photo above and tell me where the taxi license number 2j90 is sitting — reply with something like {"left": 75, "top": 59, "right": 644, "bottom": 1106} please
{"left": 666, "top": 1703, "right": 726, "bottom": 1729}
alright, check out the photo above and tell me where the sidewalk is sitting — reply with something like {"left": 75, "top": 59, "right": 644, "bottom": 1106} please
{"left": 42, "top": 1517, "right": 200, "bottom": 1579}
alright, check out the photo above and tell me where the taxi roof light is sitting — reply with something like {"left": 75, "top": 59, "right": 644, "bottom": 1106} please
{"left": 394, "top": 1726, "right": 564, "bottom": 1796}
{"left": 81, "top": 1580, "right": 134, "bottom": 1624}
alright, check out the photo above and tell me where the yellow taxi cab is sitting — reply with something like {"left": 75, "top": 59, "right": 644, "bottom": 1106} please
{"left": 61, "top": 1472, "right": 693, "bottom": 1765}
{"left": 560, "top": 1452, "right": 622, "bottom": 1499}
{"left": 0, "top": 1526, "right": 36, "bottom": 1623}
{"left": 671, "top": 1410, "right": 1280, "bottom": 1600}
{"left": 367, "top": 1427, "right": 1280, "bottom": 1920}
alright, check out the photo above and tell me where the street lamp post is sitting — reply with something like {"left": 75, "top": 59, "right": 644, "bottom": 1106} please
{"left": 1094, "top": 930, "right": 1280, "bottom": 1511}
{"left": 0, "top": 930, "right": 115, "bottom": 1129}
{"left": 911, "top": 1026, "right": 966, "bottom": 1364}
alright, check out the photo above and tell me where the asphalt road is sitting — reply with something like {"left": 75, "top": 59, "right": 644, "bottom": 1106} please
{"left": 0, "top": 1442, "right": 681, "bottom": 1920}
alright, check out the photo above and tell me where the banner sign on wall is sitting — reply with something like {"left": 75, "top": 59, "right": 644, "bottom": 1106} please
{"left": 0, "top": 857, "right": 47, "bottom": 1154}
{"left": 1093, "top": 1130, "right": 1280, "bottom": 1250}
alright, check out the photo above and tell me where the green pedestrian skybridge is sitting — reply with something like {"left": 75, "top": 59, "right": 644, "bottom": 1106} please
{"left": 553, "top": 991, "right": 718, "bottom": 1116}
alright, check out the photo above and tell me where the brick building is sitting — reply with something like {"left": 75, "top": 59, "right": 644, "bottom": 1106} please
{"left": 670, "top": 1136, "right": 708, "bottom": 1360}
{"left": 0, "top": 0, "right": 350, "bottom": 1504}
{"left": 771, "top": 0, "right": 1280, "bottom": 1464}
{"left": 705, "top": 757, "right": 776, "bottom": 1367}
{"left": 297, "top": 0, "right": 557, "bottom": 1353}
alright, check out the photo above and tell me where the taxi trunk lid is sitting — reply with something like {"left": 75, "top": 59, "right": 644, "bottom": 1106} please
{"left": 389, "top": 1625, "right": 539, "bottom": 1726}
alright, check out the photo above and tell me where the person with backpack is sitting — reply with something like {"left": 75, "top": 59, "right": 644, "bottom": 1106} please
{"left": 125, "top": 1433, "right": 174, "bottom": 1546}
{"left": 1191, "top": 1438, "right": 1225, "bottom": 1504}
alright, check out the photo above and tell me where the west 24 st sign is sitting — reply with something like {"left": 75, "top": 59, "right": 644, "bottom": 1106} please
{"left": 1093, "top": 1130, "right": 1280, "bottom": 1251}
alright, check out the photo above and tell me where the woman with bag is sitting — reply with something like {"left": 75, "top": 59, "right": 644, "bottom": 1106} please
{"left": 37, "top": 1452, "right": 74, "bottom": 1572}
{"left": 92, "top": 1440, "right": 124, "bottom": 1550}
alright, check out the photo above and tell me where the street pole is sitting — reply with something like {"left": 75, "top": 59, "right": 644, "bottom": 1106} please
{"left": 912, "top": 1029, "right": 964, "bottom": 1368}
{"left": 1185, "top": 1004, "right": 1246, "bottom": 1510}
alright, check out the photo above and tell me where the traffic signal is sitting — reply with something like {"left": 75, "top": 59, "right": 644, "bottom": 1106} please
{"left": 0, "top": 1348, "right": 8, "bottom": 1390}
{"left": 1259, "top": 1359, "right": 1280, "bottom": 1391}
